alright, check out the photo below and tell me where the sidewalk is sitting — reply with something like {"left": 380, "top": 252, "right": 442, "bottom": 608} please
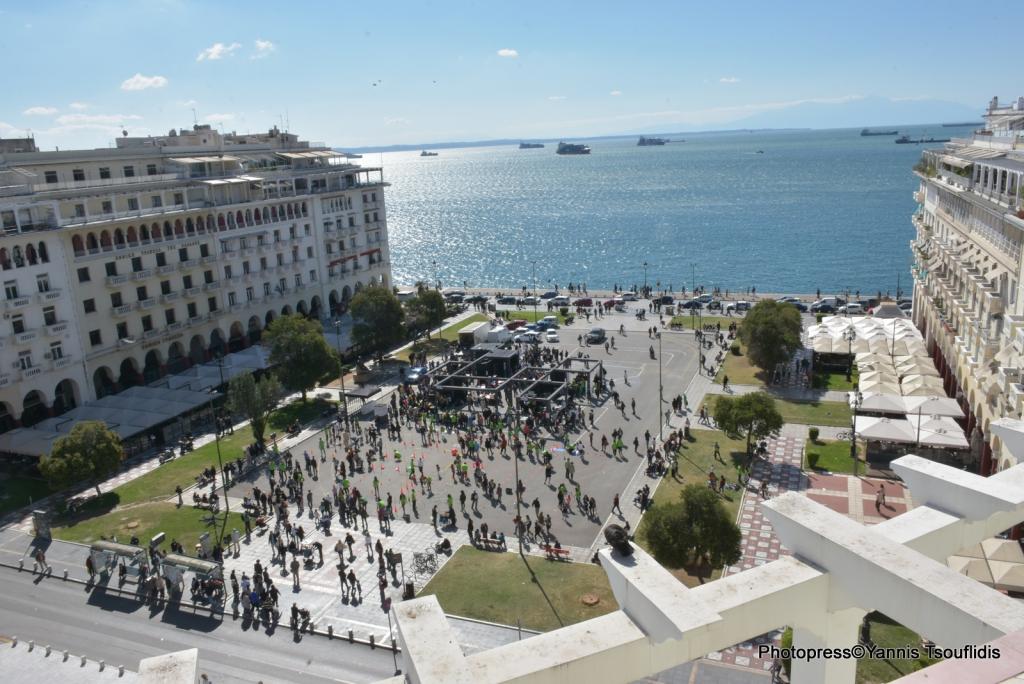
{"left": 707, "top": 383, "right": 849, "bottom": 403}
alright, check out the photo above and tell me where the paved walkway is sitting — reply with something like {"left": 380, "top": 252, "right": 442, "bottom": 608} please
{"left": 705, "top": 423, "right": 912, "bottom": 674}
{"left": 708, "top": 383, "right": 849, "bottom": 403}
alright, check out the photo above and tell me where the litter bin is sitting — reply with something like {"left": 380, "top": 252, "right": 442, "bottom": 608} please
{"left": 403, "top": 582, "right": 415, "bottom": 600}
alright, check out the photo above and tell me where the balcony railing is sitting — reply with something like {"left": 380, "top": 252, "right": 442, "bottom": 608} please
{"left": 161, "top": 292, "right": 180, "bottom": 303}
{"left": 139, "top": 297, "right": 156, "bottom": 309}
{"left": 113, "top": 303, "right": 135, "bottom": 316}
{"left": 157, "top": 264, "right": 177, "bottom": 275}
{"left": 53, "top": 355, "right": 73, "bottom": 370}
{"left": 202, "top": 281, "right": 221, "bottom": 291}
{"left": 5, "top": 295, "right": 32, "bottom": 309}
{"left": 41, "top": 290, "right": 62, "bottom": 301}
{"left": 184, "top": 286, "right": 201, "bottom": 298}
{"left": 45, "top": 322, "right": 68, "bottom": 336}
{"left": 131, "top": 268, "right": 154, "bottom": 281}
{"left": 14, "top": 330, "right": 37, "bottom": 344}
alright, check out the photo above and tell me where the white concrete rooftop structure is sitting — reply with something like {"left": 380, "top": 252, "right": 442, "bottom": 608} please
{"left": 387, "top": 435, "right": 1024, "bottom": 684}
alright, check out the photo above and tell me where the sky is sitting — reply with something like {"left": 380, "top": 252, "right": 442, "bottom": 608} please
{"left": 1, "top": 0, "right": 1021, "bottom": 149}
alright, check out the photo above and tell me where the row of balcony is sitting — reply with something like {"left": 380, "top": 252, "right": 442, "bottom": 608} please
{"left": 4, "top": 320, "right": 71, "bottom": 347}
{"left": 0, "top": 353, "right": 76, "bottom": 388}
{"left": 3, "top": 289, "right": 63, "bottom": 311}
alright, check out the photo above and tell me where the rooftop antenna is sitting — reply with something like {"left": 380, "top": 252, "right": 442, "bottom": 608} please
{"left": 285, "top": 109, "right": 290, "bottom": 133}
{"left": 192, "top": 108, "right": 199, "bottom": 126}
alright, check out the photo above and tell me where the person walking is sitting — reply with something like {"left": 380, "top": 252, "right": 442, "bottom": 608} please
{"left": 612, "top": 493, "right": 622, "bottom": 515}
{"left": 290, "top": 557, "right": 300, "bottom": 588}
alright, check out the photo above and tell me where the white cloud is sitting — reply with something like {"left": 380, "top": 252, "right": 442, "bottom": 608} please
{"left": 197, "top": 41, "right": 241, "bottom": 61}
{"left": 178, "top": 99, "right": 198, "bottom": 108}
{"left": 121, "top": 73, "right": 168, "bottom": 91}
{"left": 205, "top": 113, "right": 235, "bottom": 123}
{"left": 252, "top": 39, "right": 276, "bottom": 59}
{"left": 23, "top": 106, "right": 57, "bottom": 116}
{"left": 719, "top": 76, "right": 741, "bottom": 83}
{"left": 384, "top": 118, "right": 410, "bottom": 127}
{"left": 547, "top": 96, "right": 567, "bottom": 101}
{"left": 69, "top": 102, "right": 88, "bottom": 111}
{"left": 56, "top": 113, "right": 142, "bottom": 125}
{"left": 0, "top": 121, "right": 21, "bottom": 136}
{"left": 496, "top": 48, "right": 518, "bottom": 58}
{"left": 609, "top": 90, "right": 622, "bottom": 96}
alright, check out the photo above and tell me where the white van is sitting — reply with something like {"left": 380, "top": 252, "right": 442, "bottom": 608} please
{"left": 620, "top": 292, "right": 638, "bottom": 302}
{"left": 551, "top": 296, "right": 570, "bottom": 306}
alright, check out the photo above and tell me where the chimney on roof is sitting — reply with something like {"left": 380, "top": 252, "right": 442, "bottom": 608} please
{"left": 989, "top": 96, "right": 999, "bottom": 112}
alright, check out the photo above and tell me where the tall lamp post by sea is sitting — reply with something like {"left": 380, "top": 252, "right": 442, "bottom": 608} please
{"left": 655, "top": 331, "right": 664, "bottom": 438}
{"left": 850, "top": 389, "right": 863, "bottom": 476}
{"left": 214, "top": 355, "right": 231, "bottom": 541}
{"left": 643, "top": 261, "right": 649, "bottom": 296}
{"left": 334, "top": 320, "right": 350, "bottom": 427}
{"left": 843, "top": 327, "right": 856, "bottom": 381}
{"left": 531, "top": 259, "right": 539, "bottom": 323}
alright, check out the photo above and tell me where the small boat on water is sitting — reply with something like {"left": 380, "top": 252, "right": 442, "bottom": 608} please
{"left": 420, "top": 150, "right": 439, "bottom": 157}
{"left": 637, "top": 136, "right": 668, "bottom": 146}
{"left": 518, "top": 142, "right": 544, "bottom": 149}
{"left": 556, "top": 141, "right": 590, "bottom": 155}
{"left": 860, "top": 128, "right": 898, "bottom": 136}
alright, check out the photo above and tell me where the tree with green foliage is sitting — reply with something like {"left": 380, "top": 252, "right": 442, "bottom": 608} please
{"left": 713, "top": 391, "right": 784, "bottom": 456}
{"left": 264, "top": 314, "right": 339, "bottom": 402}
{"left": 40, "top": 421, "right": 124, "bottom": 496}
{"left": 350, "top": 285, "right": 406, "bottom": 354}
{"left": 227, "top": 371, "right": 281, "bottom": 443}
{"left": 407, "top": 288, "right": 447, "bottom": 339}
{"left": 738, "top": 300, "right": 803, "bottom": 375}
{"left": 644, "top": 484, "right": 741, "bottom": 571}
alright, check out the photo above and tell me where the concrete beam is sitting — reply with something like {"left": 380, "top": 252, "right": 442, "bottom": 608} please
{"left": 763, "top": 493, "right": 1024, "bottom": 647}
{"left": 392, "top": 596, "right": 475, "bottom": 684}
{"left": 891, "top": 455, "right": 1024, "bottom": 519}
{"left": 600, "top": 547, "right": 721, "bottom": 645}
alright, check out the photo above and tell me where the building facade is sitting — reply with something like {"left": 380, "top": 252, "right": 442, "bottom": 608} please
{"left": 0, "top": 124, "right": 391, "bottom": 431}
{"left": 911, "top": 95, "right": 1024, "bottom": 473}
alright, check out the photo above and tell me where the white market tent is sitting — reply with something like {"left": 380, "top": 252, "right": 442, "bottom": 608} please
{"left": 852, "top": 392, "right": 907, "bottom": 415}
{"left": 0, "top": 346, "right": 270, "bottom": 457}
{"left": 854, "top": 416, "right": 918, "bottom": 443}
{"left": 902, "top": 395, "right": 965, "bottom": 418}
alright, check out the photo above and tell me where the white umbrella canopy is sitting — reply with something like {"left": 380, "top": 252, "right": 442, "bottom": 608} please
{"left": 894, "top": 358, "right": 940, "bottom": 376}
{"left": 982, "top": 538, "right": 1024, "bottom": 564}
{"left": 856, "top": 352, "right": 893, "bottom": 364}
{"left": 860, "top": 369, "right": 898, "bottom": 383}
{"left": 859, "top": 378, "right": 903, "bottom": 394}
{"left": 902, "top": 395, "right": 964, "bottom": 418}
{"left": 855, "top": 392, "right": 907, "bottom": 414}
{"left": 988, "top": 560, "right": 1024, "bottom": 592}
{"left": 948, "top": 555, "right": 995, "bottom": 584}
{"left": 812, "top": 337, "right": 836, "bottom": 353}
{"left": 855, "top": 415, "right": 918, "bottom": 443}
{"left": 916, "top": 424, "right": 970, "bottom": 448}
{"left": 901, "top": 375, "right": 946, "bottom": 394}
{"left": 955, "top": 543, "right": 987, "bottom": 559}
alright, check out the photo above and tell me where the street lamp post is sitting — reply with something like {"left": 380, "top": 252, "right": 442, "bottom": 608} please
{"left": 643, "top": 261, "right": 649, "bottom": 297}
{"left": 844, "top": 327, "right": 856, "bottom": 381}
{"left": 335, "top": 320, "right": 350, "bottom": 427}
{"left": 531, "top": 260, "right": 538, "bottom": 323}
{"left": 850, "top": 390, "right": 863, "bottom": 476}
{"left": 214, "top": 356, "right": 231, "bottom": 541}
{"left": 656, "top": 331, "right": 664, "bottom": 438}
{"left": 431, "top": 259, "right": 439, "bottom": 291}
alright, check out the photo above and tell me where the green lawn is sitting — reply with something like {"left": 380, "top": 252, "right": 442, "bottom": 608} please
{"left": 114, "top": 398, "right": 333, "bottom": 506}
{"left": 805, "top": 438, "right": 863, "bottom": 474}
{"left": 775, "top": 399, "right": 851, "bottom": 427}
{"left": 814, "top": 368, "right": 858, "bottom": 391}
{"left": 636, "top": 430, "right": 747, "bottom": 587}
{"left": 669, "top": 315, "right": 738, "bottom": 330}
{"left": 0, "top": 475, "right": 54, "bottom": 516}
{"left": 856, "top": 612, "right": 940, "bottom": 683}
{"left": 714, "top": 343, "right": 767, "bottom": 386}
{"left": 53, "top": 501, "right": 244, "bottom": 551}
{"left": 393, "top": 313, "right": 490, "bottom": 362}
{"left": 417, "top": 546, "right": 616, "bottom": 632}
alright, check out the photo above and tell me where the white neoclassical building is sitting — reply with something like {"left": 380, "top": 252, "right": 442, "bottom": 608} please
{"left": 910, "top": 95, "right": 1024, "bottom": 473}
{"left": 0, "top": 124, "right": 391, "bottom": 433}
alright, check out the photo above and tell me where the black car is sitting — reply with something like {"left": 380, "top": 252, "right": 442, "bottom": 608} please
{"left": 678, "top": 299, "right": 702, "bottom": 310}
{"left": 784, "top": 301, "right": 808, "bottom": 312}
{"left": 658, "top": 295, "right": 674, "bottom": 305}
{"left": 465, "top": 294, "right": 488, "bottom": 304}
{"left": 811, "top": 303, "right": 835, "bottom": 313}
{"left": 706, "top": 300, "right": 722, "bottom": 311}
{"left": 496, "top": 296, "right": 517, "bottom": 304}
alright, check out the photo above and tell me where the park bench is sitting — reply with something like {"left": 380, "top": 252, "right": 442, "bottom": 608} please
{"left": 478, "top": 537, "right": 506, "bottom": 552}
{"left": 542, "top": 544, "right": 570, "bottom": 561}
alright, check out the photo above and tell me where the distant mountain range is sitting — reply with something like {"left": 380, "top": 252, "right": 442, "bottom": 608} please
{"left": 341, "top": 96, "right": 981, "bottom": 153}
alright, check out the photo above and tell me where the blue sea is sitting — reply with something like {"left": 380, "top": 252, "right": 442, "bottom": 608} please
{"left": 376, "top": 125, "right": 971, "bottom": 295}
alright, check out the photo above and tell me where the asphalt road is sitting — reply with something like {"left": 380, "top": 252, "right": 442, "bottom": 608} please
{"left": 0, "top": 566, "right": 395, "bottom": 683}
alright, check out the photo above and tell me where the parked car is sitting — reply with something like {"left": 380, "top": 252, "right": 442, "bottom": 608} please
{"left": 514, "top": 331, "right": 541, "bottom": 344}
{"left": 540, "top": 291, "right": 558, "bottom": 299}
{"left": 726, "top": 300, "right": 751, "bottom": 313}
{"left": 465, "top": 294, "right": 488, "bottom": 304}
{"left": 496, "top": 296, "right": 517, "bottom": 305}
{"left": 678, "top": 299, "right": 703, "bottom": 310}
{"left": 519, "top": 296, "right": 539, "bottom": 305}
{"left": 811, "top": 303, "right": 836, "bottom": 314}
{"left": 620, "top": 292, "right": 638, "bottom": 302}
{"left": 540, "top": 315, "right": 559, "bottom": 328}
{"left": 506, "top": 319, "right": 528, "bottom": 331}
{"left": 706, "top": 300, "right": 723, "bottom": 311}
{"left": 551, "top": 296, "right": 570, "bottom": 306}
{"left": 696, "top": 294, "right": 715, "bottom": 304}
{"left": 837, "top": 303, "right": 864, "bottom": 315}
{"left": 574, "top": 298, "right": 593, "bottom": 307}
{"left": 658, "top": 295, "right": 674, "bottom": 305}
{"left": 445, "top": 293, "right": 464, "bottom": 303}
{"left": 786, "top": 301, "right": 808, "bottom": 312}
{"left": 586, "top": 327, "right": 606, "bottom": 343}
{"left": 403, "top": 366, "right": 427, "bottom": 384}
{"left": 811, "top": 297, "right": 845, "bottom": 313}
{"left": 545, "top": 330, "right": 559, "bottom": 343}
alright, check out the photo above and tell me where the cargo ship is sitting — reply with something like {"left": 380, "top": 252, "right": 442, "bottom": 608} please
{"left": 860, "top": 128, "right": 898, "bottom": 136}
{"left": 556, "top": 141, "right": 591, "bottom": 155}
{"left": 518, "top": 142, "right": 544, "bottom": 149}
{"left": 895, "top": 135, "right": 952, "bottom": 144}
{"left": 637, "top": 136, "right": 668, "bottom": 146}
{"left": 420, "top": 150, "right": 438, "bottom": 157}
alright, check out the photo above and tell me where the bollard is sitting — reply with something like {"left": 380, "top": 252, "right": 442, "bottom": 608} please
{"left": 63, "top": 569, "right": 68, "bottom": 581}
{"left": 369, "top": 634, "right": 375, "bottom": 649}
{"left": 45, "top": 645, "right": 51, "bottom": 656}
{"left": 119, "top": 665, "right": 125, "bottom": 675}
{"left": 63, "top": 650, "right": 69, "bottom": 661}
{"left": 81, "top": 655, "right": 87, "bottom": 666}
{"left": 348, "top": 629, "right": 354, "bottom": 643}
{"left": 10, "top": 636, "right": 16, "bottom": 646}
{"left": 18, "top": 559, "right": 24, "bottom": 571}
{"left": 327, "top": 625, "right": 333, "bottom": 639}
{"left": 28, "top": 640, "right": 34, "bottom": 651}
{"left": 99, "top": 660, "right": 105, "bottom": 671}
